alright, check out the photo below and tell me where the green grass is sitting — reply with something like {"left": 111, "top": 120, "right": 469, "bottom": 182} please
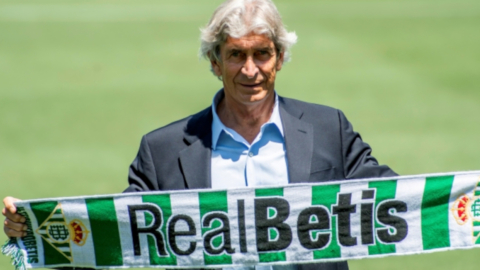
{"left": 0, "top": 0, "right": 479, "bottom": 269}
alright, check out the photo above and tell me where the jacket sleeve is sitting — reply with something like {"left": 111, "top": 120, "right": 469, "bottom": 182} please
{"left": 124, "top": 135, "right": 159, "bottom": 192}
{"left": 338, "top": 110, "right": 398, "bottom": 179}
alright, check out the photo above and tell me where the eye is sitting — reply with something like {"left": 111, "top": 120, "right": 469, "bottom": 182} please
{"left": 231, "top": 51, "right": 241, "bottom": 57}
{"left": 256, "top": 50, "right": 271, "bottom": 60}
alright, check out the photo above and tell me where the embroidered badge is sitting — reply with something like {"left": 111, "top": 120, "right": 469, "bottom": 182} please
{"left": 35, "top": 204, "right": 90, "bottom": 261}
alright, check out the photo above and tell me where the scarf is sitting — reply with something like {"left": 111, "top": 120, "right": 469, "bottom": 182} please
{"left": 3, "top": 171, "right": 480, "bottom": 269}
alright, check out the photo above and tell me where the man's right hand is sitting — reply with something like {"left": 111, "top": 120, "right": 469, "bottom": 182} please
{"left": 2, "top": 197, "right": 27, "bottom": 238}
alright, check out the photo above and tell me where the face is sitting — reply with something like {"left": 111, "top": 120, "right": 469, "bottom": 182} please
{"left": 211, "top": 33, "right": 284, "bottom": 106}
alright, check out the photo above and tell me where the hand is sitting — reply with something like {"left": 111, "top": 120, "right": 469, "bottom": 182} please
{"left": 2, "top": 197, "right": 26, "bottom": 238}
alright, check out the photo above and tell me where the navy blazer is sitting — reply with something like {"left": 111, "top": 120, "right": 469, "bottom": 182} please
{"left": 125, "top": 96, "right": 397, "bottom": 270}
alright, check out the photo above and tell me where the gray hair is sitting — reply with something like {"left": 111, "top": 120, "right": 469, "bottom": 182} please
{"left": 199, "top": 0, "right": 297, "bottom": 66}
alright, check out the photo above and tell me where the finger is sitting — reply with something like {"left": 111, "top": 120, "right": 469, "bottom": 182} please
{"left": 3, "top": 225, "right": 26, "bottom": 238}
{"left": 3, "top": 197, "right": 20, "bottom": 214}
{"left": 4, "top": 218, "right": 28, "bottom": 232}
{"left": 3, "top": 210, "right": 26, "bottom": 223}
{"left": 2, "top": 197, "right": 25, "bottom": 223}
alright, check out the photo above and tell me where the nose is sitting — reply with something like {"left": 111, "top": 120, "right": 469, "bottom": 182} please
{"left": 241, "top": 56, "right": 258, "bottom": 79}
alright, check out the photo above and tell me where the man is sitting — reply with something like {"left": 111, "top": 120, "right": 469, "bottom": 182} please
{"left": 3, "top": 0, "right": 396, "bottom": 269}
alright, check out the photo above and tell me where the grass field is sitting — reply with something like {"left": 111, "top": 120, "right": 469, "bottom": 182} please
{"left": 0, "top": 0, "right": 479, "bottom": 269}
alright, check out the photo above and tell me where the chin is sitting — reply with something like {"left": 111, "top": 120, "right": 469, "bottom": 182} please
{"left": 241, "top": 91, "right": 271, "bottom": 104}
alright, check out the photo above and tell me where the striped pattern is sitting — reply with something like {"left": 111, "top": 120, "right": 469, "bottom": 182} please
{"left": 6, "top": 171, "right": 480, "bottom": 269}
{"left": 31, "top": 201, "right": 71, "bottom": 266}
{"left": 199, "top": 191, "right": 232, "bottom": 265}
{"left": 471, "top": 181, "right": 480, "bottom": 244}
{"left": 255, "top": 187, "right": 286, "bottom": 264}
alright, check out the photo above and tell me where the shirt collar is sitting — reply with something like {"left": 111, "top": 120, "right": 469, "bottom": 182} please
{"left": 211, "top": 89, "right": 284, "bottom": 150}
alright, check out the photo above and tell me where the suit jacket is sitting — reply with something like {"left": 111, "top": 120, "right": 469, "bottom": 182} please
{"left": 125, "top": 96, "right": 397, "bottom": 270}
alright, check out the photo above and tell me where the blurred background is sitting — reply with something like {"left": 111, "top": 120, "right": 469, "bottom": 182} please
{"left": 0, "top": 0, "right": 479, "bottom": 269}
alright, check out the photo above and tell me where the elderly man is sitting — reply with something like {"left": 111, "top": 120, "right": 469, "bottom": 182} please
{"left": 3, "top": 0, "right": 396, "bottom": 269}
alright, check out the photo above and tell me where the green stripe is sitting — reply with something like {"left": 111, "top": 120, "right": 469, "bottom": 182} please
{"left": 258, "top": 251, "right": 286, "bottom": 262}
{"left": 256, "top": 188, "right": 283, "bottom": 197}
{"left": 30, "top": 201, "right": 70, "bottom": 265}
{"left": 475, "top": 232, "right": 480, "bottom": 245}
{"left": 199, "top": 191, "right": 231, "bottom": 265}
{"left": 52, "top": 243, "right": 70, "bottom": 248}
{"left": 474, "top": 183, "right": 480, "bottom": 196}
{"left": 48, "top": 218, "right": 65, "bottom": 222}
{"left": 142, "top": 194, "right": 177, "bottom": 266}
{"left": 40, "top": 238, "right": 71, "bottom": 265}
{"left": 30, "top": 202, "right": 58, "bottom": 226}
{"left": 255, "top": 188, "right": 285, "bottom": 262}
{"left": 199, "top": 191, "right": 228, "bottom": 216}
{"left": 368, "top": 180, "right": 397, "bottom": 255}
{"left": 421, "top": 175, "right": 454, "bottom": 250}
{"left": 312, "top": 184, "right": 341, "bottom": 259}
{"left": 86, "top": 198, "right": 123, "bottom": 266}
{"left": 472, "top": 196, "right": 480, "bottom": 245}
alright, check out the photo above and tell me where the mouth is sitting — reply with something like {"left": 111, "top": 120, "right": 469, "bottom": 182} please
{"left": 239, "top": 82, "right": 262, "bottom": 88}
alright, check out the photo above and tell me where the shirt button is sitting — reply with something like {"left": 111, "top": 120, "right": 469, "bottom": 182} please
{"left": 248, "top": 152, "right": 253, "bottom": 157}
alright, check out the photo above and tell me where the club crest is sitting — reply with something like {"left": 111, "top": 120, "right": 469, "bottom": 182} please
{"left": 451, "top": 179, "right": 480, "bottom": 244}
{"left": 35, "top": 203, "right": 90, "bottom": 261}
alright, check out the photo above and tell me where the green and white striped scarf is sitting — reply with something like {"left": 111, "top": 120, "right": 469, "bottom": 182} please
{"left": 3, "top": 171, "right": 480, "bottom": 269}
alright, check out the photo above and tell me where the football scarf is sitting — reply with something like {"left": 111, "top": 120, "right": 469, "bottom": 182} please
{"left": 3, "top": 171, "right": 480, "bottom": 269}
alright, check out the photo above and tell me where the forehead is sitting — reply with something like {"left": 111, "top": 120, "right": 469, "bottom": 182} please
{"left": 222, "top": 33, "right": 275, "bottom": 51}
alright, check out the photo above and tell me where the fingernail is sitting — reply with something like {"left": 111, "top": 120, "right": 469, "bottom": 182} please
{"left": 23, "top": 232, "right": 27, "bottom": 237}
{"left": 20, "top": 217, "right": 26, "bottom": 223}
{"left": 23, "top": 225, "right": 28, "bottom": 231}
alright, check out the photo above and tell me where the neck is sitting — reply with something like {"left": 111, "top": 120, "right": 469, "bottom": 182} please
{"left": 217, "top": 92, "right": 275, "bottom": 144}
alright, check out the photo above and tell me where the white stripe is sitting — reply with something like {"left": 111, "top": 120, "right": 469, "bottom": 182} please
{"left": 228, "top": 188, "right": 258, "bottom": 266}
{"left": 114, "top": 196, "right": 150, "bottom": 266}
{"left": 51, "top": 213, "right": 64, "bottom": 220}
{"left": 283, "top": 186, "right": 314, "bottom": 263}
{"left": 394, "top": 177, "right": 425, "bottom": 254}
{"left": 21, "top": 204, "right": 45, "bottom": 268}
{"left": 169, "top": 192, "right": 204, "bottom": 266}
{"left": 339, "top": 182, "right": 369, "bottom": 258}
{"left": 57, "top": 246, "right": 71, "bottom": 252}
{"left": 449, "top": 174, "right": 479, "bottom": 248}
{"left": 61, "top": 199, "right": 96, "bottom": 267}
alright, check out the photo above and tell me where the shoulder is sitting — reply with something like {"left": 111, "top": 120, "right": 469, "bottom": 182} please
{"left": 279, "top": 96, "right": 344, "bottom": 123}
{"left": 142, "top": 106, "right": 212, "bottom": 148}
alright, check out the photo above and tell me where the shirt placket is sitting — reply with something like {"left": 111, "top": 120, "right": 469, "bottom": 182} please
{"left": 244, "top": 146, "right": 256, "bottom": 187}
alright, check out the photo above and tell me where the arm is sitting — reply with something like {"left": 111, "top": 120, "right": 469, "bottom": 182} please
{"left": 124, "top": 135, "right": 159, "bottom": 193}
{"left": 338, "top": 110, "right": 398, "bottom": 179}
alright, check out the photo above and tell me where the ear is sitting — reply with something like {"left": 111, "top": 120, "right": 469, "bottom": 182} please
{"left": 211, "top": 59, "right": 222, "bottom": 77}
{"left": 276, "top": 51, "right": 284, "bottom": 71}
{"left": 208, "top": 52, "right": 222, "bottom": 77}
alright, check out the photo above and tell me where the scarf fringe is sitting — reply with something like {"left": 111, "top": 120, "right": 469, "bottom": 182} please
{"left": 2, "top": 239, "right": 27, "bottom": 270}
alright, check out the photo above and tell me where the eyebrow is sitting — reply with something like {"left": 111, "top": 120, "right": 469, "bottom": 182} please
{"left": 257, "top": 47, "right": 275, "bottom": 52}
{"left": 226, "top": 46, "right": 274, "bottom": 52}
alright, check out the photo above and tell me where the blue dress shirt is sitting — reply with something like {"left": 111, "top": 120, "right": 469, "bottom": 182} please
{"left": 211, "top": 90, "right": 289, "bottom": 190}
{"left": 210, "top": 90, "right": 294, "bottom": 270}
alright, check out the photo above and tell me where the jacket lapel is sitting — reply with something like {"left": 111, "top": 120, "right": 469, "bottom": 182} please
{"left": 279, "top": 97, "right": 314, "bottom": 184}
{"left": 179, "top": 108, "right": 212, "bottom": 189}
{"left": 178, "top": 96, "right": 314, "bottom": 188}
